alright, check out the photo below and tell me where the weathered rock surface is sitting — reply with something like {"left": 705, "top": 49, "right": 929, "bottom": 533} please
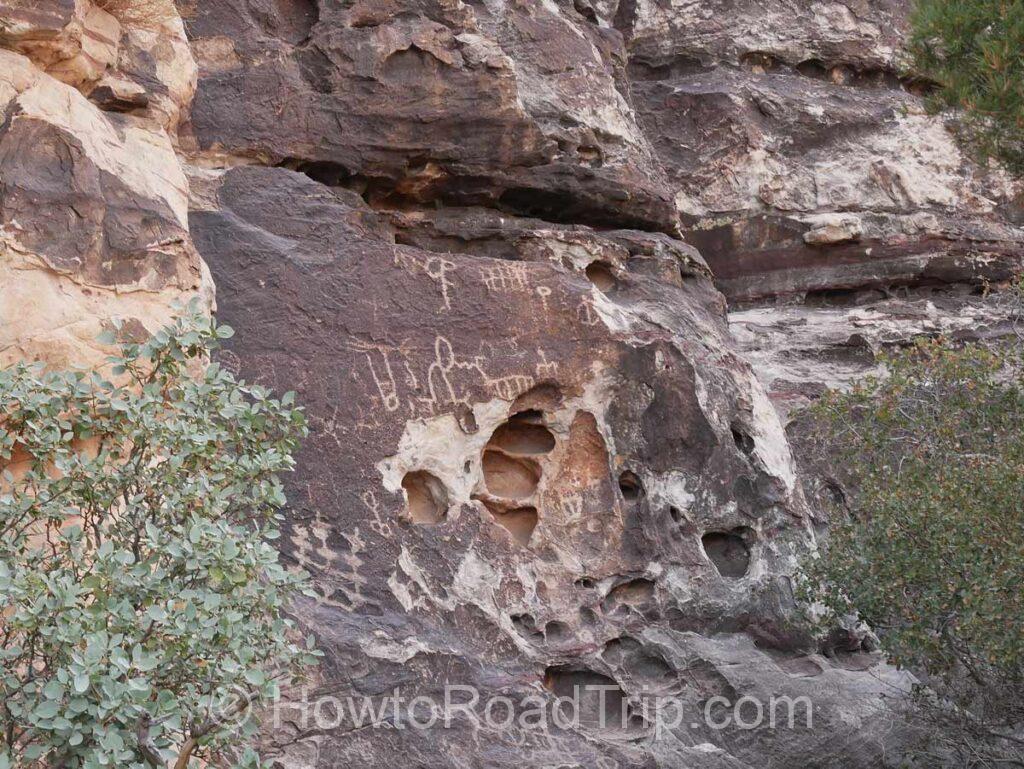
{"left": 179, "top": 0, "right": 676, "bottom": 231}
{"left": 0, "top": 1, "right": 209, "bottom": 369}
{"left": 623, "top": 0, "right": 909, "bottom": 70}
{"left": 192, "top": 164, "right": 910, "bottom": 768}
{"left": 177, "top": 1, "right": 1018, "bottom": 767}
{"left": 602, "top": 0, "right": 1024, "bottom": 422}
{"left": 621, "top": 0, "right": 1024, "bottom": 302}
{"left": 6, "top": 0, "right": 1024, "bottom": 766}
{"left": 731, "top": 284, "right": 1023, "bottom": 423}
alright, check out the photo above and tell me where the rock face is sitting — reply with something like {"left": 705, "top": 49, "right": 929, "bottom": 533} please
{"left": 611, "top": 0, "right": 1023, "bottom": 418}
{"left": 730, "top": 285, "right": 1023, "bottom": 423}
{"left": 192, "top": 164, "right": 908, "bottom": 768}
{"left": 179, "top": 0, "right": 676, "bottom": 231}
{"left": 4, "top": 0, "right": 1023, "bottom": 767}
{"left": 0, "top": 0, "right": 208, "bottom": 368}
{"left": 623, "top": 0, "right": 1024, "bottom": 304}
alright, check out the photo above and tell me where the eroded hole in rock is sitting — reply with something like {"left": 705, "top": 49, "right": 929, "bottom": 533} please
{"left": 402, "top": 470, "right": 448, "bottom": 524}
{"left": 602, "top": 637, "right": 676, "bottom": 688}
{"left": 830, "top": 64, "right": 855, "bottom": 85}
{"left": 511, "top": 383, "right": 563, "bottom": 413}
{"left": 455, "top": 403, "right": 478, "bottom": 434}
{"left": 492, "top": 505, "right": 538, "bottom": 547}
{"left": 544, "top": 620, "right": 570, "bottom": 643}
{"left": 586, "top": 260, "right": 617, "bottom": 293}
{"left": 512, "top": 613, "right": 534, "bottom": 630}
{"left": 511, "top": 613, "right": 545, "bottom": 642}
{"left": 906, "top": 74, "right": 940, "bottom": 96}
{"left": 702, "top": 529, "right": 752, "bottom": 578}
{"left": 577, "top": 144, "right": 604, "bottom": 167}
{"left": 803, "top": 286, "right": 886, "bottom": 308}
{"left": 487, "top": 418, "right": 555, "bottom": 456}
{"left": 482, "top": 450, "right": 541, "bottom": 499}
{"left": 668, "top": 506, "right": 683, "bottom": 523}
{"left": 543, "top": 667, "right": 632, "bottom": 731}
{"left": 731, "top": 424, "right": 755, "bottom": 457}
{"left": 740, "top": 51, "right": 783, "bottom": 72}
{"left": 821, "top": 625, "right": 877, "bottom": 656}
{"left": 681, "top": 658, "right": 738, "bottom": 700}
{"left": 602, "top": 577, "right": 656, "bottom": 614}
{"left": 618, "top": 470, "right": 643, "bottom": 501}
{"left": 498, "top": 186, "right": 653, "bottom": 229}
{"left": 89, "top": 84, "right": 149, "bottom": 113}
{"left": 601, "top": 635, "right": 639, "bottom": 664}
{"left": 627, "top": 53, "right": 707, "bottom": 80}
{"left": 795, "top": 58, "right": 830, "bottom": 80}
{"left": 288, "top": 159, "right": 354, "bottom": 187}
{"left": 383, "top": 46, "right": 446, "bottom": 80}
{"left": 626, "top": 710, "right": 648, "bottom": 730}
{"left": 511, "top": 408, "right": 544, "bottom": 422}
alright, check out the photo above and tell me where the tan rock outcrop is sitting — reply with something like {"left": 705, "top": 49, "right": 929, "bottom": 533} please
{"left": 99, "top": 0, "right": 197, "bottom": 133}
{"left": 0, "top": 0, "right": 196, "bottom": 131}
{"left": 0, "top": 1, "right": 208, "bottom": 369}
{"left": 0, "top": 0, "right": 119, "bottom": 89}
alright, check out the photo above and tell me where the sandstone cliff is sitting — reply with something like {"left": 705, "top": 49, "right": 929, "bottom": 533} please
{"left": 2, "top": 1, "right": 1021, "bottom": 767}
{"left": 0, "top": 0, "right": 210, "bottom": 367}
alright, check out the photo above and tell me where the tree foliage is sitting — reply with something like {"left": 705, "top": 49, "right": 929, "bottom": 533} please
{"left": 800, "top": 337, "right": 1024, "bottom": 766}
{"left": 0, "top": 308, "right": 317, "bottom": 768}
{"left": 910, "top": 0, "right": 1024, "bottom": 174}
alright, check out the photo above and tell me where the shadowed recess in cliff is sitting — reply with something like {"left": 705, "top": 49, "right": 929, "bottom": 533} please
{"left": 402, "top": 470, "right": 449, "bottom": 524}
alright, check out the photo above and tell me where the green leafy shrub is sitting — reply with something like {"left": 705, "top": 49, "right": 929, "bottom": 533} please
{"left": 799, "top": 337, "right": 1024, "bottom": 765}
{"left": 0, "top": 307, "right": 317, "bottom": 768}
{"left": 910, "top": 0, "right": 1024, "bottom": 174}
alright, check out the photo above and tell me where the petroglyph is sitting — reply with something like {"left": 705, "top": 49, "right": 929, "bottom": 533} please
{"left": 482, "top": 262, "right": 530, "bottom": 293}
